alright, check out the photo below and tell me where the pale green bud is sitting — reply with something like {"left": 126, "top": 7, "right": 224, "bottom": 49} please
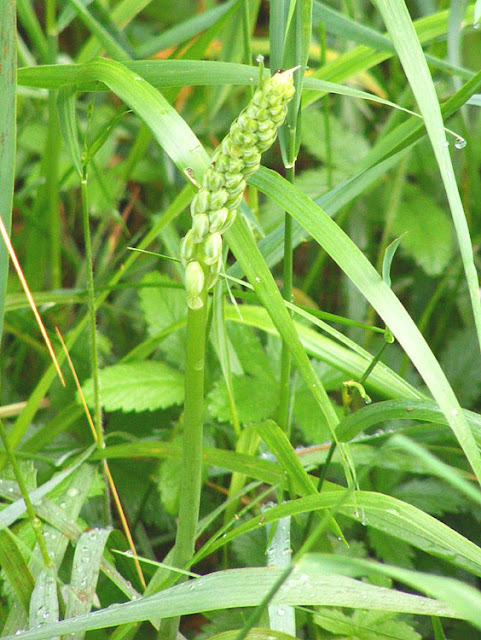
{"left": 180, "top": 229, "right": 195, "bottom": 265}
{"left": 203, "top": 233, "right": 222, "bottom": 266}
{"left": 191, "top": 188, "right": 210, "bottom": 214}
{"left": 210, "top": 188, "right": 229, "bottom": 209}
{"left": 191, "top": 213, "right": 210, "bottom": 242}
{"left": 203, "top": 168, "right": 225, "bottom": 191}
{"left": 185, "top": 260, "right": 205, "bottom": 298}
{"left": 224, "top": 172, "right": 245, "bottom": 190}
{"left": 209, "top": 207, "right": 229, "bottom": 233}
{"left": 187, "top": 294, "right": 204, "bottom": 310}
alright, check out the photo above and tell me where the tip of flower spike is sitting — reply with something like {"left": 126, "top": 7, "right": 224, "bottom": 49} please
{"left": 273, "top": 66, "right": 301, "bottom": 81}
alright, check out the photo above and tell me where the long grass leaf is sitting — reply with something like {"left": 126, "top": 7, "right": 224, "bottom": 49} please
{"left": 375, "top": 0, "right": 481, "bottom": 354}
{"left": 1, "top": 565, "right": 458, "bottom": 639}
{"left": 0, "top": 0, "right": 16, "bottom": 343}
{"left": 248, "top": 168, "right": 481, "bottom": 484}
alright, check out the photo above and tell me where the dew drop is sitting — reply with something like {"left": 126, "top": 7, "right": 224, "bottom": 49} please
{"left": 277, "top": 607, "right": 285, "bottom": 616}
{"left": 256, "top": 54, "right": 265, "bottom": 64}
{"left": 454, "top": 136, "right": 467, "bottom": 150}
{"left": 474, "top": 21, "right": 480, "bottom": 30}
{"left": 443, "top": 140, "right": 450, "bottom": 147}
{"left": 254, "top": 276, "right": 260, "bottom": 282}
{"left": 451, "top": 408, "right": 459, "bottom": 416}
{"left": 134, "top": 76, "right": 142, "bottom": 81}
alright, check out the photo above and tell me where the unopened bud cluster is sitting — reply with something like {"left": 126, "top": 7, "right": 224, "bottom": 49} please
{"left": 181, "top": 69, "right": 296, "bottom": 309}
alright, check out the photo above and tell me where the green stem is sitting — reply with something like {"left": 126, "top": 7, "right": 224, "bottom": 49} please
{"left": 278, "top": 165, "right": 295, "bottom": 432}
{"left": 159, "top": 289, "right": 208, "bottom": 640}
{"left": 174, "top": 296, "right": 208, "bottom": 568}
{"left": 0, "top": 419, "right": 52, "bottom": 567}
{"left": 46, "top": 0, "right": 61, "bottom": 289}
{"left": 80, "top": 169, "right": 110, "bottom": 524}
{"left": 81, "top": 171, "right": 103, "bottom": 451}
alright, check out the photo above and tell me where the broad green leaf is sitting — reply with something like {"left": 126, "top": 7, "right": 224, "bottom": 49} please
{"left": 0, "top": 0, "right": 16, "bottom": 343}
{"left": 3, "top": 565, "right": 457, "bottom": 640}
{"left": 440, "top": 327, "right": 481, "bottom": 407}
{"left": 391, "top": 186, "right": 454, "bottom": 277}
{"left": 208, "top": 376, "right": 278, "bottom": 424}
{"left": 313, "top": 607, "right": 420, "bottom": 640}
{"left": 81, "top": 361, "right": 184, "bottom": 412}
{"left": 248, "top": 168, "right": 481, "bottom": 484}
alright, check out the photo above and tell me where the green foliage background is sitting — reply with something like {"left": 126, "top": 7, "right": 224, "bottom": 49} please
{"left": 1, "top": 1, "right": 481, "bottom": 639}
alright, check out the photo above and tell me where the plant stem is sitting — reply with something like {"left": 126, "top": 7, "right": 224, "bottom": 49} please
{"left": 80, "top": 169, "right": 110, "bottom": 524}
{"left": 46, "top": 0, "right": 61, "bottom": 289}
{"left": 159, "top": 290, "right": 208, "bottom": 640}
{"left": 173, "top": 295, "right": 208, "bottom": 568}
{"left": 278, "top": 165, "right": 295, "bottom": 432}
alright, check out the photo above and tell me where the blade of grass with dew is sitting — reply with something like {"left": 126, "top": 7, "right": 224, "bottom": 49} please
{"left": 248, "top": 168, "right": 481, "bottom": 484}
{"left": 375, "top": 0, "right": 481, "bottom": 353}
{"left": 0, "top": 530, "right": 35, "bottom": 613}
{"left": 1, "top": 565, "right": 459, "bottom": 640}
{"left": 0, "top": 0, "right": 16, "bottom": 344}
{"left": 301, "top": 553, "right": 481, "bottom": 632}
{"left": 65, "top": 527, "right": 112, "bottom": 634}
{"left": 336, "top": 398, "right": 481, "bottom": 444}
{"left": 28, "top": 570, "right": 59, "bottom": 637}
{"left": 198, "top": 490, "right": 481, "bottom": 576}
{"left": 0, "top": 446, "right": 95, "bottom": 530}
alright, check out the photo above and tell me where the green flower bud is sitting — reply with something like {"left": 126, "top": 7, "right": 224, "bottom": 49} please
{"left": 203, "top": 233, "right": 222, "bottom": 266}
{"left": 209, "top": 207, "right": 229, "bottom": 233}
{"left": 185, "top": 260, "right": 205, "bottom": 298}
{"left": 203, "top": 168, "right": 225, "bottom": 191}
{"left": 191, "top": 188, "right": 210, "bottom": 214}
{"left": 224, "top": 172, "right": 245, "bottom": 190}
{"left": 187, "top": 294, "right": 204, "bottom": 310}
{"left": 180, "top": 229, "right": 195, "bottom": 265}
{"left": 210, "top": 188, "right": 229, "bottom": 209}
{"left": 191, "top": 213, "right": 210, "bottom": 242}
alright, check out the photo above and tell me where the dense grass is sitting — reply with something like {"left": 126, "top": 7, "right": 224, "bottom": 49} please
{"left": 1, "top": 1, "right": 481, "bottom": 639}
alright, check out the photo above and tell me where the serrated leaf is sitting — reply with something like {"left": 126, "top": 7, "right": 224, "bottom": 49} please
{"left": 391, "top": 479, "right": 467, "bottom": 517}
{"left": 207, "top": 375, "right": 278, "bottom": 425}
{"left": 81, "top": 362, "right": 184, "bottom": 413}
{"left": 368, "top": 528, "right": 415, "bottom": 569}
{"left": 440, "top": 327, "right": 481, "bottom": 407}
{"left": 391, "top": 186, "right": 454, "bottom": 277}
{"left": 138, "top": 272, "right": 187, "bottom": 367}
{"left": 314, "top": 608, "right": 421, "bottom": 640}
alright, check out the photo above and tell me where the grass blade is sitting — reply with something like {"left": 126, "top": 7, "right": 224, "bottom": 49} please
{"left": 0, "top": 0, "right": 16, "bottom": 343}
{"left": 375, "top": 0, "right": 481, "bottom": 354}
